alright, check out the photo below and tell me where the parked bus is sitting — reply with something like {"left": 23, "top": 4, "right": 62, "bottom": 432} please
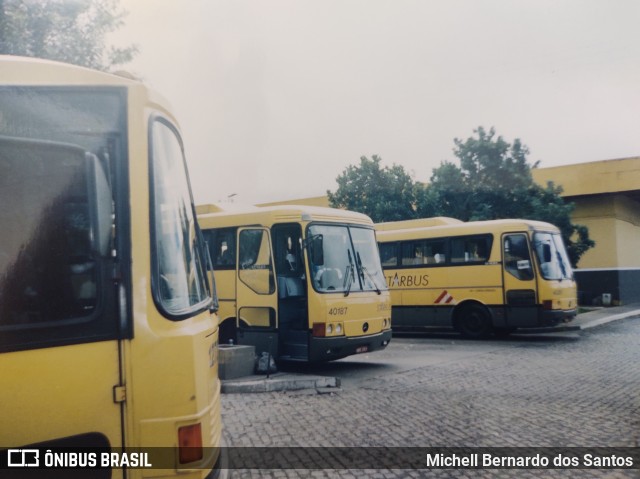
{"left": 197, "top": 204, "right": 392, "bottom": 362}
{"left": 0, "top": 56, "right": 222, "bottom": 478}
{"left": 376, "top": 218, "right": 577, "bottom": 337}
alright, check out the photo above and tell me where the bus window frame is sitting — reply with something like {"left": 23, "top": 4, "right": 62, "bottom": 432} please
{"left": 148, "top": 114, "right": 212, "bottom": 321}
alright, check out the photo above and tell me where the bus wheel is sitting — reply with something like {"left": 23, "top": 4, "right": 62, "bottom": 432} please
{"left": 455, "top": 304, "right": 492, "bottom": 339}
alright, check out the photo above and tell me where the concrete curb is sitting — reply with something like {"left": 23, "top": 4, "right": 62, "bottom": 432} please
{"left": 221, "top": 374, "right": 340, "bottom": 394}
{"left": 576, "top": 308, "right": 640, "bottom": 330}
{"left": 512, "top": 305, "right": 640, "bottom": 334}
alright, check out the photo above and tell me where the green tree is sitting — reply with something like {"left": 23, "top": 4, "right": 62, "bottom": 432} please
{"left": 328, "top": 155, "right": 417, "bottom": 223}
{"left": 418, "top": 127, "right": 594, "bottom": 266}
{"left": 0, "top": 0, "right": 137, "bottom": 71}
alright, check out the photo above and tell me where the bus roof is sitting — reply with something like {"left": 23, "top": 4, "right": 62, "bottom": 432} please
{"left": 376, "top": 218, "right": 562, "bottom": 241}
{"left": 0, "top": 55, "right": 141, "bottom": 86}
{"left": 197, "top": 203, "right": 375, "bottom": 228}
{"left": 376, "top": 217, "right": 463, "bottom": 230}
{"left": 0, "top": 56, "right": 175, "bottom": 119}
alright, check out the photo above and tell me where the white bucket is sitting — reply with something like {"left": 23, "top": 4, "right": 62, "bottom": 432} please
{"left": 602, "top": 293, "right": 612, "bottom": 306}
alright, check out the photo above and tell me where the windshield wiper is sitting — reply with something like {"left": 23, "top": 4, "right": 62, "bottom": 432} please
{"left": 557, "top": 251, "right": 569, "bottom": 280}
{"left": 356, "top": 252, "right": 382, "bottom": 295}
{"left": 343, "top": 250, "right": 355, "bottom": 297}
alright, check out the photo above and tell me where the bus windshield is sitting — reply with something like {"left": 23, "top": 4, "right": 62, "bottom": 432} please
{"left": 308, "top": 224, "right": 386, "bottom": 294}
{"left": 533, "top": 232, "right": 573, "bottom": 281}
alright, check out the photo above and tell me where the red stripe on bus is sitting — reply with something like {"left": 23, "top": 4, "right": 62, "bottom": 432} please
{"left": 435, "top": 290, "right": 448, "bottom": 303}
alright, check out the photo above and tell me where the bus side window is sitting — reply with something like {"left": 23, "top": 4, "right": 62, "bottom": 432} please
{"left": 273, "top": 226, "right": 303, "bottom": 276}
{"left": 379, "top": 243, "right": 398, "bottom": 267}
{"left": 238, "top": 229, "right": 275, "bottom": 295}
{"left": 215, "top": 229, "right": 236, "bottom": 267}
{"left": 401, "top": 242, "right": 416, "bottom": 266}
{"left": 0, "top": 140, "right": 98, "bottom": 325}
{"left": 503, "top": 234, "right": 534, "bottom": 280}
{"left": 451, "top": 236, "right": 490, "bottom": 263}
{"left": 425, "top": 239, "right": 447, "bottom": 264}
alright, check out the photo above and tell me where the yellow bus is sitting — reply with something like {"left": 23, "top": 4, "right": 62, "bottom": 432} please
{"left": 197, "top": 204, "right": 392, "bottom": 362}
{"left": 376, "top": 218, "right": 577, "bottom": 337}
{"left": 0, "top": 57, "right": 222, "bottom": 478}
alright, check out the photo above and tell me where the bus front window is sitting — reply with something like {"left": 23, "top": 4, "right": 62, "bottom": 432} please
{"left": 307, "top": 225, "right": 386, "bottom": 294}
{"left": 533, "top": 232, "right": 573, "bottom": 281}
{"left": 350, "top": 227, "right": 387, "bottom": 293}
{"left": 308, "top": 225, "right": 350, "bottom": 293}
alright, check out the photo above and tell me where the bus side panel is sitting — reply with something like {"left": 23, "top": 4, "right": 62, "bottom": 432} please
{"left": 392, "top": 305, "right": 453, "bottom": 328}
{"left": 129, "top": 312, "right": 221, "bottom": 475}
{"left": 1, "top": 341, "right": 121, "bottom": 450}
{"left": 385, "top": 264, "right": 503, "bottom": 329}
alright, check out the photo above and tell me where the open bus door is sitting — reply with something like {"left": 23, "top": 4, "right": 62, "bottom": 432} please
{"left": 236, "top": 227, "right": 279, "bottom": 359}
{"left": 502, "top": 233, "right": 539, "bottom": 328}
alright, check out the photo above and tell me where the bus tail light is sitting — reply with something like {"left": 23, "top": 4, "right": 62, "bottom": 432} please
{"left": 543, "top": 300, "right": 553, "bottom": 310}
{"left": 178, "top": 423, "right": 203, "bottom": 464}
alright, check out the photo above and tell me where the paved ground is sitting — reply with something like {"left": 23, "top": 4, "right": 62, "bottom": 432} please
{"left": 220, "top": 311, "right": 640, "bottom": 478}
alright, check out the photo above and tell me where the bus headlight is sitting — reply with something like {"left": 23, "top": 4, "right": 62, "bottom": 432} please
{"left": 313, "top": 322, "right": 344, "bottom": 337}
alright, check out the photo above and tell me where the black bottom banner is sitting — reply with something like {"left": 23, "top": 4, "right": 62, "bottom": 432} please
{"left": 1, "top": 447, "right": 638, "bottom": 471}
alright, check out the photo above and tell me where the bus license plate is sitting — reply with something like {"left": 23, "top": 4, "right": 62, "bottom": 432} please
{"left": 356, "top": 346, "right": 368, "bottom": 354}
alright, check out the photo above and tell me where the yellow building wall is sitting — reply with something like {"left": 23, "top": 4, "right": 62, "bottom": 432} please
{"left": 571, "top": 195, "right": 640, "bottom": 269}
{"left": 531, "top": 156, "right": 640, "bottom": 197}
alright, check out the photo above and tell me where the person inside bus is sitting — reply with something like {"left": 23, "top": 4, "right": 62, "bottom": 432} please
{"left": 216, "top": 240, "right": 234, "bottom": 266}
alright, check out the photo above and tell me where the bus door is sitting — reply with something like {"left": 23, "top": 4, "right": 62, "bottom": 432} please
{"left": 501, "top": 233, "right": 539, "bottom": 327}
{"left": 236, "top": 227, "right": 279, "bottom": 358}
{"left": 272, "top": 224, "right": 308, "bottom": 360}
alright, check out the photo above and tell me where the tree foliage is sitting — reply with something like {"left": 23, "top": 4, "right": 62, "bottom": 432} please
{"left": 419, "top": 127, "right": 594, "bottom": 266}
{"left": 327, "top": 155, "right": 417, "bottom": 223}
{"left": 0, "top": 0, "right": 137, "bottom": 71}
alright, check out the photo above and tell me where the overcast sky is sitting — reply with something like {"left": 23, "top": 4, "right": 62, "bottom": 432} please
{"left": 111, "top": 0, "right": 640, "bottom": 206}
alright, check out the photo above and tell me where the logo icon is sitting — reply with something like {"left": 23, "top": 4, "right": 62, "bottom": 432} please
{"left": 7, "top": 449, "right": 39, "bottom": 467}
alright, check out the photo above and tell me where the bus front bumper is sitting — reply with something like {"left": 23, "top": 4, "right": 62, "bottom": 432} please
{"left": 309, "top": 329, "right": 393, "bottom": 362}
{"left": 540, "top": 308, "right": 577, "bottom": 327}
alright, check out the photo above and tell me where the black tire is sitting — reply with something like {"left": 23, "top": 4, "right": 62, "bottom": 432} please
{"left": 455, "top": 304, "right": 492, "bottom": 339}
